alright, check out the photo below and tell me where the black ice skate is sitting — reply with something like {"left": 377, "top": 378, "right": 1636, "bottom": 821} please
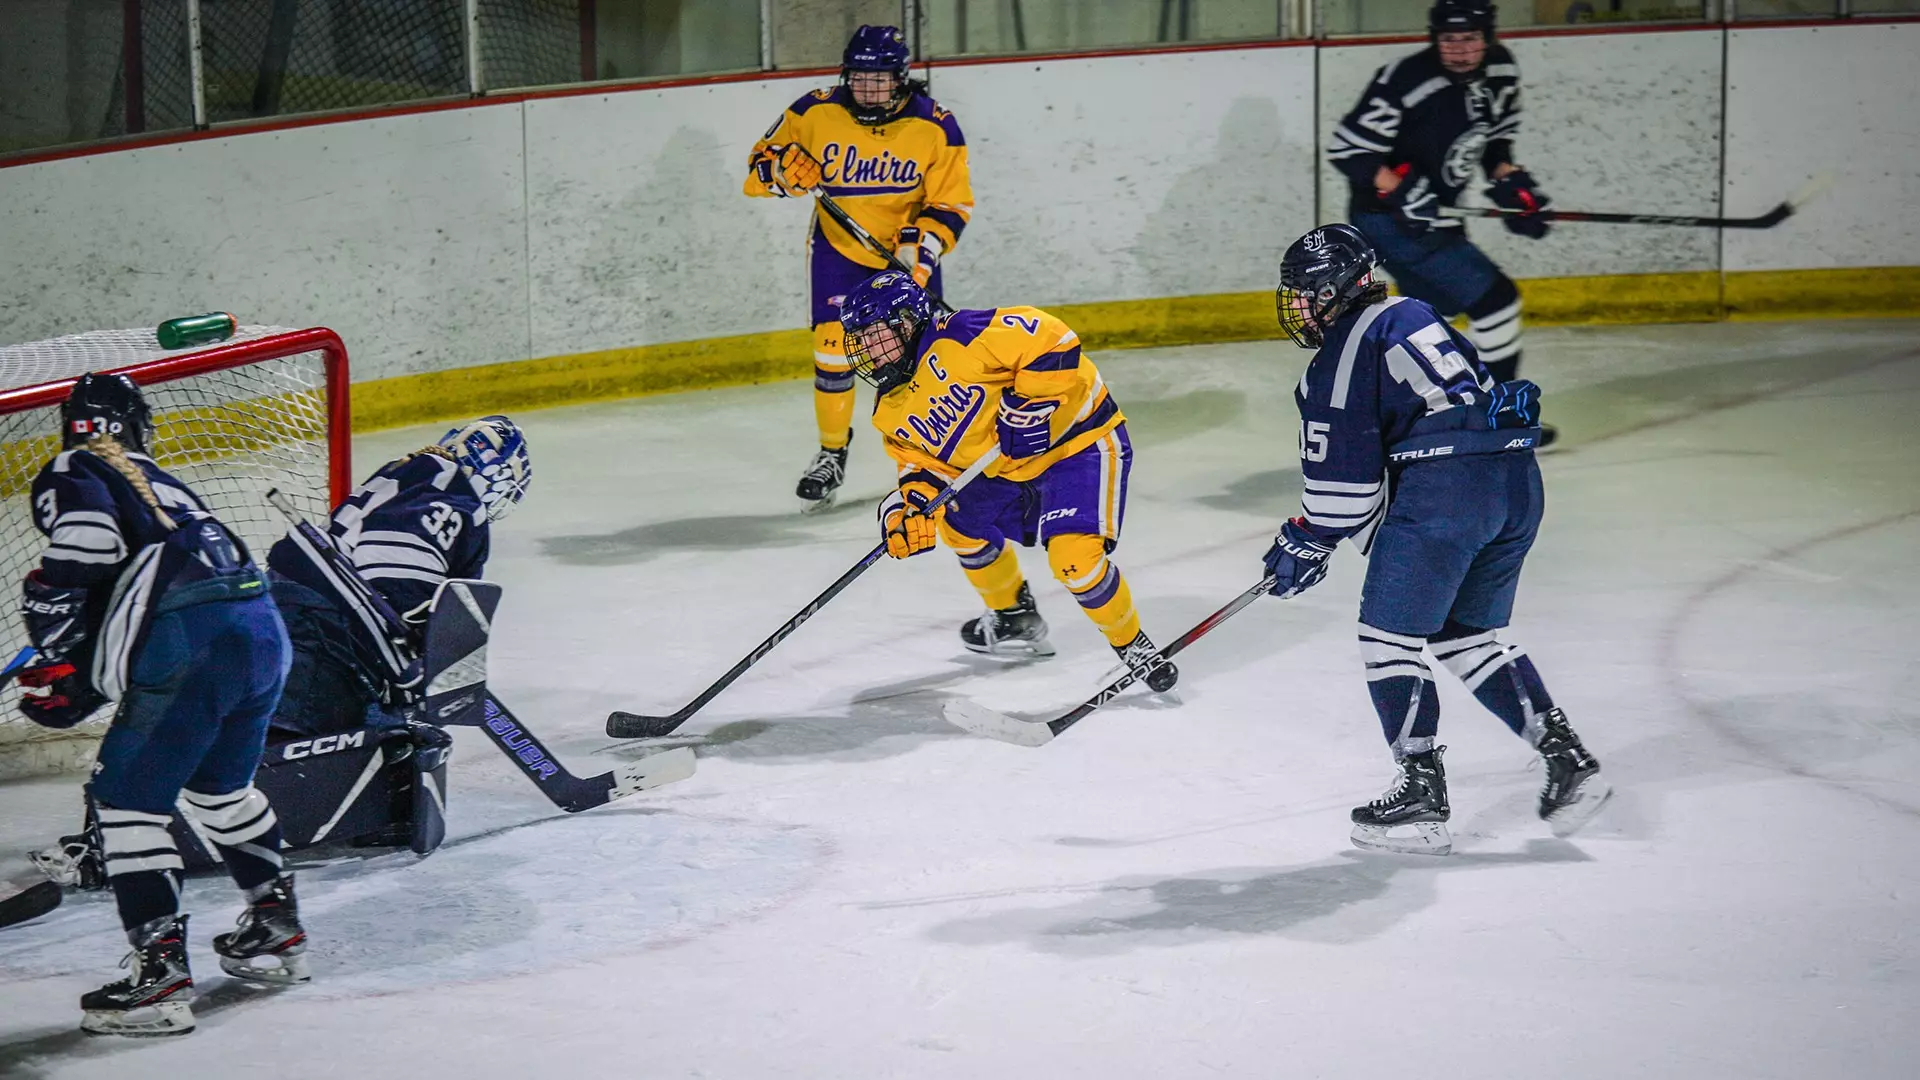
{"left": 795, "top": 444, "right": 849, "bottom": 513}
{"left": 81, "top": 914, "right": 195, "bottom": 1038}
{"left": 961, "top": 583, "right": 1055, "bottom": 657}
{"left": 213, "top": 875, "right": 310, "bottom": 986}
{"left": 1113, "top": 630, "right": 1179, "bottom": 694}
{"left": 1535, "top": 708, "right": 1610, "bottom": 836}
{"left": 1350, "top": 747, "right": 1452, "bottom": 856}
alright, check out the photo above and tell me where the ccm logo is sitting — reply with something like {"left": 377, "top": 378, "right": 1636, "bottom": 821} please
{"left": 281, "top": 731, "right": 367, "bottom": 760}
{"left": 1039, "top": 507, "right": 1078, "bottom": 524}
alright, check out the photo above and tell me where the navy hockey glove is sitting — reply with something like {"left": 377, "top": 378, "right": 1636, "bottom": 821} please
{"left": 1488, "top": 170, "right": 1553, "bottom": 239}
{"left": 1381, "top": 165, "right": 1439, "bottom": 236}
{"left": 21, "top": 571, "right": 90, "bottom": 662}
{"left": 1262, "top": 518, "right": 1335, "bottom": 599}
{"left": 996, "top": 392, "right": 1059, "bottom": 460}
{"left": 17, "top": 662, "right": 106, "bottom": 730}
{"left": 1487, "top": 379, "right": 1542, "bottom": 429}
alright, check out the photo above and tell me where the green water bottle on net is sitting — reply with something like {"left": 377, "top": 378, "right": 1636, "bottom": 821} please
{"left": 156, "top": 312, "right": 237, "bottom": 350}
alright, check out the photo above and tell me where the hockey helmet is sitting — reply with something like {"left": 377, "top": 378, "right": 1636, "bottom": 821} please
{"left": 1429, "top": 0, "right": 1497, "bottom": 41}
{"left": 61, "top": 372, "right": 154, "bottom": 453}
{"left": 841, "top": 25, "right": 912, "bottom": 125}
{"left": 840, "top": 271, "right": 933, "bottom": 393}
{"left": 438, "top": 415, "right": 532, "bottom": 522}
{"left": 1276, "top": 224, "right": 1381, "bottom": 350}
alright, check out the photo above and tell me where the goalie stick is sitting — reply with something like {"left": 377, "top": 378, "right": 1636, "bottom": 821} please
{"left": 813, "top": 191, "right": 956, "bottom": 315}
{"left": 1439, "top": 173, "right": 1833, "bottom": 230}
{"left": 943, "top": 574, "right": 1278, "bottom": 747}
{"left": 266, "top": 490, "right": 694, "bottom": 810}
{"left": 607, "top": 447, "right": 1003, "bottom": 739}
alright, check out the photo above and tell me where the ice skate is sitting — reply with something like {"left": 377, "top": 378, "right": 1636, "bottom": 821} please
{"left": 1350, "top": 747, "right": 1453, "bottom": 855}
{"left": 1112, "top": 630, "right": 1179, "bottom": 693}
{"left": 81, "top": 915, "right": 195, "bottom": 1038}
{"left": 1535, "top": 709, "right": 1610, "bottom": 836}
{"left": 960, "top": 583, "right": 1055, "bottom": 657}
{"left": 29, "top": 830, "right": 103, "bottom": 890}
{"left": 795, "top": 444, "right": 848, "bottom": 513}
{"left": 213, "top": 875, "right": 311, "bottom": 985}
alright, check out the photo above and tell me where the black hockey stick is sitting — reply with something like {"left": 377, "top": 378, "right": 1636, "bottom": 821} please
{"left": 266, "top": 490, "right": 694, "bottom": 809}
{"left": 813, "top": 190, "right": 956, "bottom": 315}
{"left": 1440, "top": 173, "right": 1833, "bottom": 230}
{"left": 607, "top": 448, "right": 1004, "bottom": 739}
{"left": 0, "top": 879, "right": 61, "bottom": 930}
{"left": 943, "top": 574, "right": 1279, "bottom": 747}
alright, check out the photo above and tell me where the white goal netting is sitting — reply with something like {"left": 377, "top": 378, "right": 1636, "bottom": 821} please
{"left": 0, "top": 325, "right": 348, "bottom": 780}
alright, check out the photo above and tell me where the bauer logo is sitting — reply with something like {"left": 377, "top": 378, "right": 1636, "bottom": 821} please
{"left": 281, "top": 730, "right": 368, "bottom": 760}
{"left": 483, "top": 699, "right": 560, "bottom": 781}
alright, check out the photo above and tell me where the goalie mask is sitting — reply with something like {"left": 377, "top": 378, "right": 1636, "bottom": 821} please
{"left": 438, "top": 415, "right": 532, "bottom": 522}
{"left": 61, "top": 372, "right": 154, "bottom": 453}
{"left": 840, "top": 271, "right": 933, "bottom": 394}
{"left": 1276, "top": 224, "right": 1382, "bottom": 350}
{"left": 841, "top": 25, "right": 913, "bottom": 126}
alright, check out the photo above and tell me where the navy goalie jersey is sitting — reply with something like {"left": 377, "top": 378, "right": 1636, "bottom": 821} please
{"left": 1293, "top": 295, "right": 1494, "bottom": 553}
{"left": 267, "top": 451, "right": 489, "bottom": 622}
{"left": 1328, "top": 45, "right": 1523, "bottom": 224}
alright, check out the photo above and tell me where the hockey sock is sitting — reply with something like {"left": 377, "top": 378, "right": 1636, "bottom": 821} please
{"left": 1466, "top": 276, "right": 1523, "bottom": 383}
{"left": 1049, "top": 534, "right": 1140, "bottom": 646}
{"left": 956, "top": 541, "right": 1023, "bottom": 610}
{"left": 1431, "top": 620, "right": 1555, "bottom": 744}
{"left": 182, "top": 786, "right": 285, "bottom": 893}
{"left": 1360, "top": 623, "right": 1440, "bottom": 757}
{"left": 97, "top": 804, "right": 185, "bottom": 930}
{"left": 813, "top": 322, "right": 855, "bottom": 451}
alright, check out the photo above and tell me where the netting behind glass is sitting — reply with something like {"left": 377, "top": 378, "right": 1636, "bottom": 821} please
{"left": 0, "top": 327, "right": 340, "bottom": 780}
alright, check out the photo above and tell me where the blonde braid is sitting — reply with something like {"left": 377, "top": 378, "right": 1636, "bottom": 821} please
{"left": 84, "top": 435, "right": 177, "bottom": 531}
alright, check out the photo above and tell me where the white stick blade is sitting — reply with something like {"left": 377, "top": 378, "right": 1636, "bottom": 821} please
{"left": 942, "top": 699, "right": 1054, "bottom": 747}
{"left": 610, "top": 746, "right": 697, "bottom": 799}
{"left": 1787, "top": 170, "right": 1836, "bottom": 210}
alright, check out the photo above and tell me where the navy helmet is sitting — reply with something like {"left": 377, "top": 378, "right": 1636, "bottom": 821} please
{"left": 62, "top": 372, "right": 154, "bottom": 453}
{"left": 841, "top": 25, "right": 913, "bottom": 125}
{"left": 840, "top": 271, "right": 933, "bottom": 393}
{"left": 1429, "top": 0, "right": 1497, "bottom": 41}
{"left": 1276, "top": 224, "right": 1381, "bottom": 350}
{"left": 437, "top": 415, "right": 532, "bottom": 522}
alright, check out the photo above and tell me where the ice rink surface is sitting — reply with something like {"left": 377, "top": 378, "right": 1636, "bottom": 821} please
{"left": 1, "top": 318, "right": 1917, "bottom": 1079}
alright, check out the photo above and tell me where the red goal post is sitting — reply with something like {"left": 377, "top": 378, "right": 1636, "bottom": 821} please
{"left": 0, "top": 325, "right": 351, "bottom": 779}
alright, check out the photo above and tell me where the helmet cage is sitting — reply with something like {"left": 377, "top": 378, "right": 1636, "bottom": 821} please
{"left": 841, "top": 25, "right": 912, "bottom": 125}
{"left": 437, "top": 415, "right": 532, "bottom": 523}
{"left": 846, "top": 310, "right": 924, "bottom": 393}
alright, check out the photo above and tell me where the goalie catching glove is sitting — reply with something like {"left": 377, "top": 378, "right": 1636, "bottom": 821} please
{"left": 878, "top": 478, "right": 942, "bottom": 560}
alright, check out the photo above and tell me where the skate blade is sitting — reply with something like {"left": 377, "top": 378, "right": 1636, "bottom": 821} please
{"left": 963, "top": 638, "right": 1057, "bottom": 659}
{"left": 219, "top": 951, "right": 312, "bottom": 986}
{"left": 798, "top": 491, "right": 839, "bottom": 515}
{"left": 942, "top": 699, "right": 1054, "bottom": 747}
{"left": 1350, "top": 820, "right": 1453, "bottom": 856}
{"left": 82, "top": 1000, "right": 195, "bottom": 1038}
{"left": 1546, "top": 776, "right": 1614, "bottom": 838}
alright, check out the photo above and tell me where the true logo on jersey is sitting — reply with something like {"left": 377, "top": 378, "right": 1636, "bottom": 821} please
{"left": 820, "top": 142, "right": 923, "bottom": 188}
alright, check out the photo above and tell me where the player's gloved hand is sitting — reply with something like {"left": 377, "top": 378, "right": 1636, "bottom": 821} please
{"left": 1262, "top": 518, "right": 1336, "bottom": 599}
{"left": 878, "top": 484, "right": 940, "bottom": 560}
{"left": 1381, "top": 165, "right": 1437, "bottom": 236}
{"left": 996, "top": 392, "right": 1059, "bottom": 460}
{"left": 1487, "top": 169, "right": 1553, "bottom": 238}
{"left": 16, "top": 662, "right": 107, "bottom": 730}
{"left": 775, "top": 144, "right": 822, "bottom": 196}
{"left": 893, "top": 226, "right": 941, "bottom": 287}
{"left": 1487, "top": 378, "right": 1542, "bottom": 429}
{"left": 749, "top": 145, "right": 786, "bottom": 195}
{"left": 20, "top": 571, "right": 89, "bottom": 662}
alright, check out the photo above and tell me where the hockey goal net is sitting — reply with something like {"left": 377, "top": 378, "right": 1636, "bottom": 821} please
{"left": 0, "top": 326, "right": 350, "bottom": 780}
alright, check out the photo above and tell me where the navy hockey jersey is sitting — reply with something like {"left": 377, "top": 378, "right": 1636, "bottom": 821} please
{"left": 1328, "top": 45, "right": 1523, "bottom": 225}
{"left": 31, "top": 448, "right": 249, "bottom": 591}
{"left": 1293, "top": 296, "right": 1494, "bottom": 552}
{"left": 267, "top": 451, "right": 489, "bottom": 622}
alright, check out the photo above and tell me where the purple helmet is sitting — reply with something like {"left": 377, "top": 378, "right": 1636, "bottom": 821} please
{"left": 839, "top": 271, "right": 932, "bottom": 393}
{"left": 841, "top": 25, "right": 912, "bottom": 125}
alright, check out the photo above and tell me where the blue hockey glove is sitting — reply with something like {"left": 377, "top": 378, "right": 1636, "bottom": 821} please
{"left": 17, "top": 662, "right": 106, "bottom": 729}
{"left": 1381, "top": 165, "right": 1439, "bottom": 236}
{"left": 1488, "top": 169, "right": 1553, "bottom": 239}
{"left": 996, "top": 392, "right": 1059, "bottom": 460}
{"left": 1487, "top": 379, "right": 1542, "bottom": 429}
{"left": 20, "top": 571, "right": 90, "bottom": 662}
{"left": 1262, "top": 518, "right": 1336, "bottom": 599}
